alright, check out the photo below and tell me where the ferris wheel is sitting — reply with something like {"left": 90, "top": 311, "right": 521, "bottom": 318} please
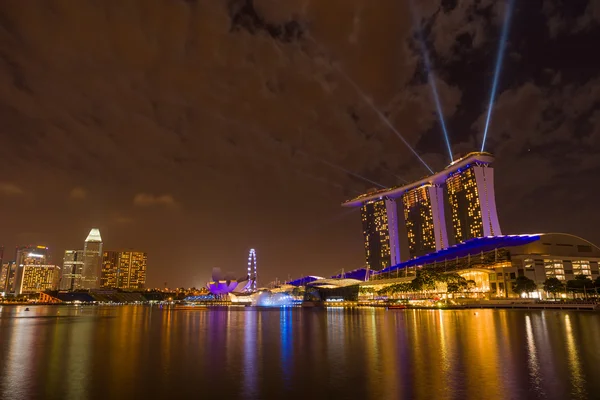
{"left": 247, "top": 249, "right": 257, "bottom": 291}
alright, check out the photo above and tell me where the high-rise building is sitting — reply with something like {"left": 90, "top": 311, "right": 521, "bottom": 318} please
{"left": 343, "top": 152, "right": 501, "bottom": 260}
{"left": 446, "top": 164, "right": 501, "bottom": 243}
{"left": 2, "top": 262, "right": 16, "bottom": 294}
{"left": 20, "top": 264, "right": 59, "bottom": 294}
{"left": 402, "top": 185, "right": 448, "bottom": 258}
{"left": 1, "top": 262, "right": 9, "bottom": 294}
{"left": 61, "top": 250, "right": 85, "bottom": 290}
{"left": 14, "top": 245, "right": 49, "bottom": 295}
{"left": 82, "top": 229, "right": 103, "bottom": 289}
{"left": 101, "top": 250, "right": 147, "bottom": 289}
{"left": 101, "top": 251, "right": 119, "bottom": 288}
{"left": 360, "top": 198, "right": 401, "bottom": 271}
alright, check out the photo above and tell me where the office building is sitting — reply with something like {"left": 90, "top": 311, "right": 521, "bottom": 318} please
{"left": 82, "top": 229, "right": 103, "bottom": 289}
{"left": 360, "top": 198, "right": 401, "bottom": 271}
{"left": 61, "top": 250, "right": 85, "bottom": 290}
{"left": 101, "top": 251, "right": 119, "bottom": 288}
{"left": 101, "top": 250, "right": 147, "bottom": 289}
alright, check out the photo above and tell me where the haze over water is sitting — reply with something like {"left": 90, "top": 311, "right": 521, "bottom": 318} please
{"left": 1, "top": 306, "right": 599, "bottom": 400}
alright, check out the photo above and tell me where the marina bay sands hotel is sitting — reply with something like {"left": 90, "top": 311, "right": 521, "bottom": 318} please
{"left": 343, "top": 152, "right": 502, "bottom": 270}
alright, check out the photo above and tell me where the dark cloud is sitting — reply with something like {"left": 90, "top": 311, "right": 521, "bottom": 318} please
{"left": 0, "top": 0, "right": 598, "bottom": 286}
{"left": 0, "top": 182, "right": 23, "bottom": 196}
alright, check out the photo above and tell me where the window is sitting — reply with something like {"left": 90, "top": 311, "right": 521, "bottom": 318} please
{"left": 544, "top": 259, "right": 565, "bottom": 280}
{"left": 510, "top": 272, "right": 516, "bottom": 280}
{"left": 577, "top": 245, "right": 592, "bottom": 253}
{"left": 490, "top": 273, "right": 496, "bottom": 281}
{"left": 491, "top": 282, "right": 497, "bottom": 291}
{"left": 572, "top": 260, "right": 592, "bottom": 276}
{"left": 524, "top": 259, "right": 534, "bottom": 268}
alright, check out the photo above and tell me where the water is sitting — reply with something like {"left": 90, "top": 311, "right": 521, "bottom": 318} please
{"left": 1, "top": 306, "right": 599, "bottom": 400}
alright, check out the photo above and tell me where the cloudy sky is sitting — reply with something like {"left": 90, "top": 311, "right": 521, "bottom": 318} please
{"left": 0, "top": 0, "right": 599, "bottom": 287}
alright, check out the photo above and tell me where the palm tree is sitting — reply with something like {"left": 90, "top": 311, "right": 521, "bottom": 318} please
{"left": 512, "top": 276, "right": 537, "bottom": 298}
{"left": 543, "top": 277, "right": 565, "bottom": 299}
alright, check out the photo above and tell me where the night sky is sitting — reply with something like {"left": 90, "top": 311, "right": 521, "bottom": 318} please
{"left": 0, "top": 0, "right": 599, "bottom": 288}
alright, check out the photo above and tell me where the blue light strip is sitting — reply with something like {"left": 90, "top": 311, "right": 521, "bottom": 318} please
{"left": 481, "top": 0, "right": 515, "bottom": 152}
{"left": 410, "top": 0, "right": 453, "bottom": 162}
{"left": 380, "top": 234, "right": 540, "bottom": 274}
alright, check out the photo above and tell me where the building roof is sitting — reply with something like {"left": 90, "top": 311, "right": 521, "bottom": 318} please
{"left": 85, "top": 228, "right": 102, "bottom": 242}
{"left": 380, "top": 234, "right": 542, "bottom": 273}
{"left": 287, "top": 276, "right": 324, "bottom": 287}
{"left": 330, "top": 268, "right": 372, "bottom": 281}
{"left": 342, "top": 152, "right": 494, "bottom": 207}
{"left": 307, "top": 278, "right": 363, "bottom": 288}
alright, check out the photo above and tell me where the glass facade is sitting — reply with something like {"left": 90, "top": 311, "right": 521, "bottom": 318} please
{"left": 82, "top": 230, "right": 103, "bottom": 289}
{"left": 572, "top": 260, "right": 592, "bottom": 276}
{"left": 446, "top": 167, "right": 484, "bottom": 243}
{"left": 402, "top": 186, "right": 436, "bottom": 258}
{"left": 544, "top": 259, "right": 565, "bottom": 280}
{"left": 61, "top": 250, "right": 85, "bottom": 290}
{"left": 361, "top": 199, "right": 392, "bottom": 271}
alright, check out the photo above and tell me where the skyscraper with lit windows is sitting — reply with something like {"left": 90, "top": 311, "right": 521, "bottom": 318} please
{"left": 445, "top": 163, "right": 501, "bottom": 243}
{"left": 361, "top": 198, "right": 400, "bottom": 270}
{"left": 20, "top": 264, "right": 59, "bottom": 294}
{"left": 402, "top": 184, "right": 448, "bottom": 258}
{"left": 82, "top": 229, "right": 103, "bottom": 289}
{"left": 61, "top": 250, "right": 85, "bottom": 290}
{"left": 344, "top": 152, "right": 501, "bottom": 259}
{"left": 13, "top": 245, "right": 49, "bottom": 295}
{"left": 101, "top": 250, "right": 147, "bottom": 289}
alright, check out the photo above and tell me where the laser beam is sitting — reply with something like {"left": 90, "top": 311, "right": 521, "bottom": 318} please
{"left": 306, "top": 35, "right": 435, "bottom": 175}
{"left": 410, "top": 0, "right": 453, "bottom": 162}
{"left": 295, "top": 149, "right": 387, "bottom": 189}
{"left": 481, "top": 0, "right": 515, "bottom": 152}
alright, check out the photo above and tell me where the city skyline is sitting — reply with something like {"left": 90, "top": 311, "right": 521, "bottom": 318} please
{"left": 0, "top": 1, "right": 599, "bottom": 287}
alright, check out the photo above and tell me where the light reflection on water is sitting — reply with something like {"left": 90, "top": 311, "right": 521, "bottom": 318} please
{"left": 0, "top": 306, "right": 599, "bottom": 400}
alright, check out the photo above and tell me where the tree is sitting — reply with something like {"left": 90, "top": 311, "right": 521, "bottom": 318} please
{"left": 566, "top": 274, "right": 594, "bottom": 299}
{"left": 543, "top": 277, "right": 565, "bottom": 299}
{"left": 512, "top": 276, "right": 537, "bottom": 297}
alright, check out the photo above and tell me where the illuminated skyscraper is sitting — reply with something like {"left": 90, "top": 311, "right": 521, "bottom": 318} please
{"left": 101, "top": 251, "right": 119, "bottom": 288}
{"left": 446, "top": 163, "right": 501, "bottom": 243}
{"left": 361, "top": 198, "right": 401, "bottom": 270}
{"left": 0, "top": 262, "right": 9, "bottom": 294}
{"left": 2, "top": 262, "right": 16, "bottom": 294}
{"left": 82, "top": 229, "right": 103, "bottom": 289}
{"left": 119, "top": 251, "right": 147, "bottom": 289}
{"left": 20, "top": 264, "right": 59, "bottom": 294}
{"left": 344, "top": 153, "right": 501, "bottom": 259}
{"left": 402, "top": 185, "right": 448, "bottom": 258}
{"left": 101, "top": 250, "right": 147, "bottom": 289}
{"left": 13, "top": 245, "right": 49, "bottom": 295}
{"left": 61, "top": 250, "right": 85, "bottom": 290}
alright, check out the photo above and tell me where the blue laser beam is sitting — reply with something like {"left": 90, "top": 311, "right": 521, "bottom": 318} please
{"left": 306, "top": 35, "right": 435, "bottom": 175}
{"left": 410, "top": 0, "right": 453, "bottom": 162}
{"left": 481, "top": 0, "right": 515, "bottom": 152}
